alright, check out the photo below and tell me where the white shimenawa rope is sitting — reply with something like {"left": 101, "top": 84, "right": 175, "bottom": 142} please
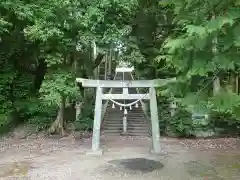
{"left": 109, "top": 71, "right": 149, "bottom": 108}
{"left": 109, "top": 96, "right": 147, "bottom": 107}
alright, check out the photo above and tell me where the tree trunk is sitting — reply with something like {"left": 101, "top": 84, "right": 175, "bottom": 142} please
{"left": 213, "top": 76, "right": 220, "bottom": 95}
{"left": 236, "top": 72, "right": 239, "bottom": 94}
{"left": 75, "top": 102, "right": 82, "bottom": 121}
{"left": 108, "top": 45, "right": 112, "bottom": 77}
{"left": 92, "top": 41, "right": 99, "bottom": 79}
{"left": 48, "top": 95, "right": 66, "bottom": 136}
{"left": 212, "top": 17, "right": 220, "bottom": 96}
{"left": 32, "top": 59, "right": 47, "bottom": 93}
{"left": 72, "top": 44, "right": 83, "bottom": 122}
{"left": 230, "top": 71, "right": 236, "bottom": 93}
{"left": 104, "top": 56, "right": 108, "bottom": 80}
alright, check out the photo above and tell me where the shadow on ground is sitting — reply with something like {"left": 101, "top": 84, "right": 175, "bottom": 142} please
{"left": 108, "top": 158, "right": 164, "bottom": 173}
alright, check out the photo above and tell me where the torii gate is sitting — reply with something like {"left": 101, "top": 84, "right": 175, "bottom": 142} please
{"left": 76, "top": 67, "right": 175, "bottom": 156}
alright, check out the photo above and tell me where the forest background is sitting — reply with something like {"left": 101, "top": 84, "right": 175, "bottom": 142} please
{"left": 0, "top": 0, "right": 240, "bottom": 138}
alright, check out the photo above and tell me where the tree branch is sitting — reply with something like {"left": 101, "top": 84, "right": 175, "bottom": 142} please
{"left": 93, "top": 53, "right": 104, "bottom": 69}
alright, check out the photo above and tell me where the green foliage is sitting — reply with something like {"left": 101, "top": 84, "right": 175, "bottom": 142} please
{"left": 161, "top": 0, "right": 240, "bottom": 75}
{"left": 0, "top": 114, "right": 10, "bottom": 135}
{"left": 74, "top": 98, "right": 94, "bottom": 131}
{"left": 0, "top": 0, "right": 240, "bottom": 137}
{"left": 166, "top": 108, "right": 194, "bottom": 137}
{"left": 0, "top": 0, "right": 139, "bottom": 135}
{"left": 210, "top": 111, "right": 240, "bottom": 136}
{"left": 27, "top": 103, "right": 57, "bottom": 132}
{"left": 39, "top": 70, "right": 77, "bottom": 106}
{"left": 209, "top": 91, "right": 240, "bottom": 114}
{"left": 122, "top": 0, "right": 240, "bottom": 138}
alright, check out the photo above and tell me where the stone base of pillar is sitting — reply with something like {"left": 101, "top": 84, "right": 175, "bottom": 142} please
{"left": 120, "top": 132, "right": 129, "bottom": 136}
{"left": 149, "top": 148, "right": 167, "bottom": 156}
{"left": 86, "top": 149, "right": 103, "bottom": 156}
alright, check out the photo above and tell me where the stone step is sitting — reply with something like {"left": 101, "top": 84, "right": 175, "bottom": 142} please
{"left": 104, "top": 114, "right": 146, "bottom": 117}
{"left": 105, "top": 109, "right": 144, "bottom": 112}
{"left": 105, "top": 114, "right": 145, "bottom": 116}
{"left": 104, "top": 110, "right": 145, "bottom": 113}
{"left": 103, "top": 124, "right": 148, "bottom": 127}
{"left": 106, "top": 107, "right": 143, "bottom": 110}
{"left": 103, "top": 131, "right": 150, "bottom": 136}
{"left": 104, "top": 119, "right": 149, "bottom": 123}
{"left": 105, "top": 110, "right": 144, "bottom": 113}
{"left": 105, "top": 113, "right": 145, "bottom": 116}
{"left": 103, "top": 129, "right": 150, "bottom": 133}
{"left": 104, "top": 117, "right": 147, "bottom": 122}
{"left": 104, "top": 122, "right": 148, "bottom": 126}
{"left": 103, "top": 124, "right": 148, "bottom": 129}
{"left": 102, "top": 129, "right": 150, "bottom": 134}
{"left": 103, "top": 134, "right": 150, "bottom": 137}
{"left": 104, "top": 119, "right": 146, "bottom": 121}
{"left": 103, "top": 125, "right": 148, "bottom": 128}
{"left": 103, "top": 123, "right": 149, "bottom": 127}
{"left": 105, "top": 114, "right": 145, "bottom": 117}
{"left": 103, "top": 127, "right": 149, "bottom": 131}
{"left": 103, "top": 123, "right": 149, "bottom": 128}
{"left": 104, "top": 118, "right": 146, "bottom": 121}
{"left": 104, "top": 124, "right": 148, "bottom": 128}
{"left": 123, "top": 116, "right": 147, "bottom": 118}
{"left": 104, "top": 128, "right": 149, "bottom": 132}
{"left": 104, "top": 119, "right": 148, "bottom": 122}
{"left": 104, "top": 117, "right": 146, "bottom": 120}
{"left": 104, "top": 114, "right": 146, "bottom": 120}
{"left": 103, "top": 128, "right": 149, "bottom": 132}
{"left": 105, "top": 112, "right": 144, "bottom": 114}
{"left": 104, "top": 114, "right": 145, "bottom": 117}
{"left": 103, "top": 127, "right": 149, "bottom": 132}
{"left": 105, "top": 113, "right": 144, "bottom": 115}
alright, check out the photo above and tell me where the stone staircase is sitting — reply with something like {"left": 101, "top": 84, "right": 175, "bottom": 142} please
{"left": 102, "top": 71, "right": 150, "bottom": 136}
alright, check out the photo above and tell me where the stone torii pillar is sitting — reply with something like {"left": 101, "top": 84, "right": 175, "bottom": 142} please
{"left": 76, "top": 77, "right": 176, "bottom": 156}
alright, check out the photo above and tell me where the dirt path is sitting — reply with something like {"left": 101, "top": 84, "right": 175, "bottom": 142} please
{"left": 0, "top": 136, "right": 239, "bottom": 180}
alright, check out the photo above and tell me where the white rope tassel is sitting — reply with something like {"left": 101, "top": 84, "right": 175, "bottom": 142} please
{"left": 124, "top": 108, "right": 128, "bottom": 115}
{"left": 129, "top": 105, "right": 132, "bottom": 110}
{"left": 112, "top": 103, "right": 115, "bottom": 108}
{"left": 135, "top": 102, "right": 139, "bottom": 108}
{"left": 120, "top": 106, "right": 122, "bottom": 110}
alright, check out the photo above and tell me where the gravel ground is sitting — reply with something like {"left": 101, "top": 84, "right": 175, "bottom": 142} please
{"left": 0, "top": 136, "right": 239, "bottom": 180}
